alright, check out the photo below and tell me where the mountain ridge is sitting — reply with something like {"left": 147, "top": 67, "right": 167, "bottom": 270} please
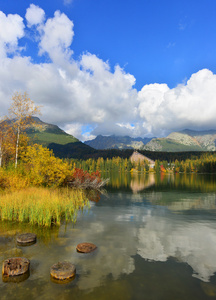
{"left": 25, "top": 117, "right": 79, "bottom": 146}
{"left": 84, "top": 129, "right": 216, "bottom": 152}
{"left": 84, "top": 134, "right": 153, "bottom": 150}
{"left": 143, "top": 129, "right": 216, "bottom": 152}
{"left": 3, "top": 116, "right": 216, "bottom": 153}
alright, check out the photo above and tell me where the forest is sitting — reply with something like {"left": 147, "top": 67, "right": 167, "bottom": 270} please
{"left": 69, "top": 153, "right": 216, "bottom": 174}
{"left": 0, "top": 92, "right": 103, "bottom": 226}
{"left": 49, "top": 142, "right": 214, "bottom": 161}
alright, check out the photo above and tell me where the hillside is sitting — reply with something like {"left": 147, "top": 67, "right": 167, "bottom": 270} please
{"left": 84, "top": 135, "right": 152, "bottom": 150}
{"left": 143, "top": 130, "right": 216, "bottom": 152}
{"left": 49, "top": 142, "right": 96, "bottom": 159}
{"left": 25, "top": 117, "right": 79, "bottom": 146}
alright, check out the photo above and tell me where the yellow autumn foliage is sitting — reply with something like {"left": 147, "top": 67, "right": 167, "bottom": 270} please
{"left": 0, "top": 168, "right": 29, "bottom": 190}
{"left": 20, "top": 144, "right": 70, "bottom": 187}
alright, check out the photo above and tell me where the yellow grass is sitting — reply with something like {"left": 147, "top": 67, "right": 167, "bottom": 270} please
{"left": 0, "top": 187, "right": 88, "bottom": 227}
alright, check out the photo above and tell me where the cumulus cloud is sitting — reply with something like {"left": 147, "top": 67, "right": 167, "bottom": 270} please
{"left": 25, "top": 4, "right": 45, "bottom": 27}
{"left": 38, "top": 10, "right": 74, "bottom": 63}
{"left": 0, "top": 4, "right": 216, "bottom": 141}
{"left": 0, "top": 11, "right": 24, "bottom": 57}
{"left": 138, "top": 69, "right": 216, "bottom": 136}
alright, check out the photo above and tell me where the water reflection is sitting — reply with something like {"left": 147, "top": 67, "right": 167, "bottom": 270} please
{"left": 130, "top": 173, "right": 155, "bottom": 193}
{"left": 104, "top": 173, "right": 216, "bottom": 283}
{"left": 136, "top": 206, "right": 216, "bottom": 282}
{"left": 147, "top": 192, "right": 216, "bottom": 211}
{"left": 105, "top": 172, "right": 216, "bottom": 193}
{"left": 0, "top": 173, "right": 216, "bottom": 299}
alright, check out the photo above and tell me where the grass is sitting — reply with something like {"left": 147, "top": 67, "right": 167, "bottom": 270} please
{"left": 158, "top": 139, "right": 203, "bottom": 152}
{"left": 0, "top": 187, "right": 89, "bottom": 227}
{"left": 27, "top": 132, "right": 79, "bottom": 146}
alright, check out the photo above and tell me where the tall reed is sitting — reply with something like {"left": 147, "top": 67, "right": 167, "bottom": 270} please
{"left": 0, "top": 187, "right": 88, "bottom": 227}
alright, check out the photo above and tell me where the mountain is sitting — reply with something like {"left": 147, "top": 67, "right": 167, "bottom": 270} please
{"left": 3, "top": 116, "right": 216, "bottom": 155}
{"left": 25, "top": 117, "right": 96, "bottom": 158}
{"left": 25, "top": 117, "right": 79, "bottom": 146}
{"left": 143, "top": 129, "right": 216, "bottom": 152}
{"left": 84, "top": 135, "right": 153, "bottom": 150}
{"left": 48, "top": 142, "right": 95, "bottom": 159}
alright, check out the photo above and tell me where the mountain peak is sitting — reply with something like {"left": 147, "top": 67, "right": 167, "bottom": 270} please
{"left": 144, "top": 128, "right": 216, "bottom": 152}
{"left": 25, "top": 117, "right": 79, "bottom": 146}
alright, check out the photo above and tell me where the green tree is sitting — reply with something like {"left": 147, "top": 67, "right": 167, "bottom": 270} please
{"left": 144, "top": 161, "right": 149, "bottom": 172}
{"left": 154, "top": 160, "right": 161, "bottom": 173}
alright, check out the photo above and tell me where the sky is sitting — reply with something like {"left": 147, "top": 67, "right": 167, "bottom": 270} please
{"left": 0, "top": 0, "right": 216, "bottom": 141}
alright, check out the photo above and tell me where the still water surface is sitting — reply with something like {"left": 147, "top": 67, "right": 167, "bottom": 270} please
{"left": 1, "top": 173, "right": 216, "bottom": 299}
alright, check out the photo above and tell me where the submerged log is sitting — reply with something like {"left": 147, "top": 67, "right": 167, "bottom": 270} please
{"left": 50, "top": 261, "right": 76, "bottom": 282}
{"left": 76, "top": 242, "right": 97, "bottom": 253}
{"left": 2, "top": 257, "right": 30, "bottom": 277}
{"left": 17, "top": 233, "right": 37, "bottom": 246}
{"left": 67, "top": 177, "right": 109, "bottom": 190}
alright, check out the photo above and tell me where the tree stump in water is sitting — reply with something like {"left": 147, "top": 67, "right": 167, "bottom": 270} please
{"left": 17, "top": 233, "right": 37, "bottom": 246}
{"left": 76, "top": 242, "right": 97, "bottom": 253}
{"left": 50, "top": 261, "right": 76, "bottom": 282}
{"left": 2, "top": 257, "right": 30, "bottom": 277}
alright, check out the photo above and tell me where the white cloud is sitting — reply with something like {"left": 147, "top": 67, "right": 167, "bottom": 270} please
{"left": 38, "top": 10, "right": 74, "bottom": 63}
{"left": 138, "top": 69, "right": 216, "bottom": 136}
{"left": 25, "top": 4, "right": 45, "bottom": 27}
{"left": 0, "top": 11, "right": 24, "bottom": 57}
{"left": 0, "top": 5, "right": 216, "bottom": 141}
{"left": 64, "top": 123, "right": 83, "bottom": 140}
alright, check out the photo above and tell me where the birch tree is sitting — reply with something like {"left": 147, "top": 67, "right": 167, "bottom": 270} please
{"left": 0, "top": 117, "right": 5, "bottom": 167}
{"left": 0, "top": 118, "right": 16, "bottom": 167}
{"left": 8, "top": 92, "right": 41, "bottom": 168}
{"left": 0, "top": 133, "right": 2, "bottom": 167}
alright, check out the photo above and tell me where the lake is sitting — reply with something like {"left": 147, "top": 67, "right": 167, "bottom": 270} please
{"left": 1, "top": 173, "right": 216, "bottom": 299}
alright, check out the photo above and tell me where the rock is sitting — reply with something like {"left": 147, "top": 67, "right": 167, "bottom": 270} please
{"left": 17, "top": 233, "right": 37, "bottom": 246}
{"left": 76, "top": 242, "right": 97, "bottom": 253}
{"left": 50, "top": 261, "right": 76, "bottom": 282}
{"left": 2, "top": 257, "right": 30, "bottom": 277}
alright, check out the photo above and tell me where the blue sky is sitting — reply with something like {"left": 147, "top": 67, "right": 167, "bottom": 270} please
{"left": 0, "top": 0, "right": 216, "bottom": 140}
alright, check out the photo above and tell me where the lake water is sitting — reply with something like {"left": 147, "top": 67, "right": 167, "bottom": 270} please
{"left": 1, "top": 173, "right": 216, "bottom": 299}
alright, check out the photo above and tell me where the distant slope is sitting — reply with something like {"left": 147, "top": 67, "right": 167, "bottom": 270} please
{"left": 26, "top": 117, "right": 79, "bottom": 146}
{"left": 49, "top": 142, "right": 95, "bottom": 159}
{"left": 84, "top": 135, "right": 152, "bottom": 150}
{"left": 26, "top": 118, "right": 95, "bottom": 158}
{"left": 143, "top": 130, "right": 216, "bottom": 152}
{"left": 1, "top": 117, "right": 107, "bottom": 159}
{"left": 180, "top": 129, "right": 216, "bottom": 151}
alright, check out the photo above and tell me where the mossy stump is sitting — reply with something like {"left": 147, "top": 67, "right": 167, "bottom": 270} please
{"left": 76, "top": 242, "right": 97, "bottom": 253}
{"left": 2, "top": 257, "right": 30, "bottom": 278}
{"left": 50, "top": 261, "right": 76, "bottom": 283}
{"left": 17, "top": 233, "right": 37, "bottom": 246}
